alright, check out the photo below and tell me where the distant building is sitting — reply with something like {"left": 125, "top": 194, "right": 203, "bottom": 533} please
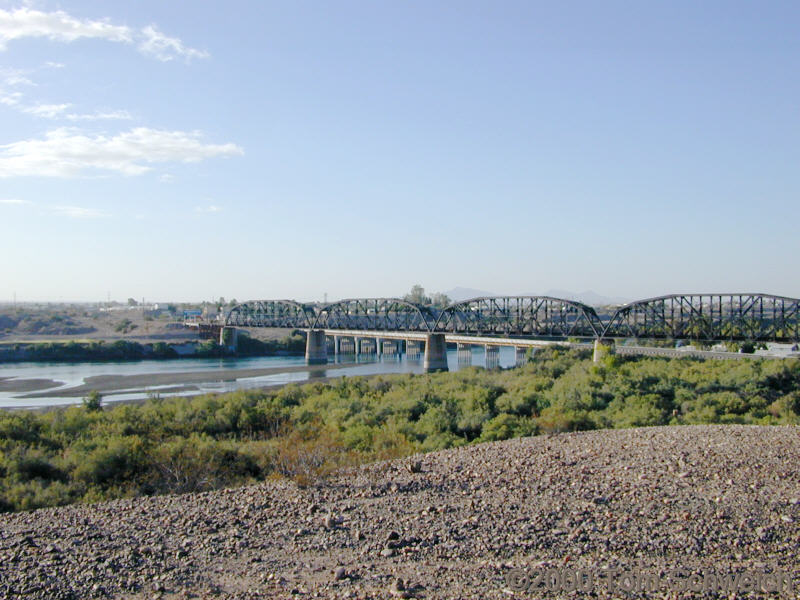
{"left": 183, "top": 309, "right": 203, "bottom": 323}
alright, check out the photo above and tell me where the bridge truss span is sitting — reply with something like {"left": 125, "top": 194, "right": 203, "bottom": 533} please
{"left": 602, "top": 293, "right": 800, "bottom": 342}
{"left": 312, "top": 298, "right": 437, "bottom": 332}
{"left": 225, "top": 300, "right": 316, "bottom": 329}
{"left": 433, "top": 296, "right": 604, "bottom": 338}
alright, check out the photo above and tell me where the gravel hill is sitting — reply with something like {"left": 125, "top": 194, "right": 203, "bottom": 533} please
{"left": 1, "top": 425, "right": 798, "bottom": 599}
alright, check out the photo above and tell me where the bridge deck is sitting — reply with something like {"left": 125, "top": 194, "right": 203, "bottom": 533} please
{"left": 321, "top": 329, "right": 588, "bottom": 348}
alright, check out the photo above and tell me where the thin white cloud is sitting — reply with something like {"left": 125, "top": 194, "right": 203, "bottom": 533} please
{"left": 0, "top": 8, "right": 208, "bottom": 61}
{"left": 49, "top": 205, "right": 108, "bottom": 218}
{"left": 138, "top": 25, "right": 209, "bottom": 62}
{"left": 20, "top": 104, "right": 134, "bottom": 121}
{"left": 0, "top": 89, "right": 21, "bottom": 105}
{"left": 159, "top": 173, "right": 175, "bottom": 183}
{"left": 66, "top": 109, "right": 132, "bottom": 121}
{"left": 0, "top": 127, "right": 243, "bottom": 177}
{"left": 21, "top": 102, "right": 70, "bottom": 118}
{"left": 5, "top": 74, "right": 33, "bottom": 86}
{"left": 44, "top": 61, "right": 65, "bottom": 69}
{"left": 0, "top": 7, "right": 133, "bottom": 48}
{"left": 195, "top": 205, "right": 221, "bottom": 213}
{"left": 0, "top": 64, "right": 131, "bottom": 120}
{"left": 0, "top": 198, "right": 106, "bottom": 217}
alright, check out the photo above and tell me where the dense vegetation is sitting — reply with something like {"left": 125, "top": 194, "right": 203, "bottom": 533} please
{"left": 1, "top": 347, "right": 798, "bottom": 512}
{"left": 0, "top": 332, "right": 306, "bottom": 363}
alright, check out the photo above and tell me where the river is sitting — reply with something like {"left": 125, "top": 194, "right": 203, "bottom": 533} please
{"left": 0, "top": 346, "right": 523, "bottom": 408}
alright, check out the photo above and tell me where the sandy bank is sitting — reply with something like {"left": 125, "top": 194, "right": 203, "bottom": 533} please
{"left": 15, "top": 362, "right": 359, "bottom": 399}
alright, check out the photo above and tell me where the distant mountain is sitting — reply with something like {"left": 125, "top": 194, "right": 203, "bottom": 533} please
{"left": 443, "top": 287, "right": 630, "bottom": 307}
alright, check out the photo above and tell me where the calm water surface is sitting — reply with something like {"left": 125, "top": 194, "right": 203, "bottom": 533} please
{"left": 0, "top": 347, "right": 522, "bottom": 408}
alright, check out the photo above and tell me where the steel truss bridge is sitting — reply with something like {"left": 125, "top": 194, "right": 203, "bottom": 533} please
{"left": 225, "top": 293, "right": 800, "bottom": 343}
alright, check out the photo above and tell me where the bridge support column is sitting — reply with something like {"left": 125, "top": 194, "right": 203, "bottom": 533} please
{"left": 485, "top": 345, "right": 500, "bottom": 369}
{"left": 219, "top": 326, "right": 238, "bottom": 352}
{"left": 457, "top": 343, "right": 472, "bottom": 365}
{"left": 593, "top": 339, "right": 614, "bottom": 363}
{"left": 375, "top": 337, "right": 382, "bottom": 357}
{"left": 305, "top": 329, "right": 328, "bottom": 364}
{"left": 515, "top": 346, "right": 527, "bottom": 365}
{"left": 424, "top": 333, "right": 449, "bottom": 372}
{"left": 407, "top": 340, "right": 420, "bottom": 357}
{"left": 334, "top": 335, "right": 341, "bottom": 358}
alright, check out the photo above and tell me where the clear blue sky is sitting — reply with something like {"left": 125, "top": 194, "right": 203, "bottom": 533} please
{"left": 1, "top": 1, "right": 799, "bottom": 303}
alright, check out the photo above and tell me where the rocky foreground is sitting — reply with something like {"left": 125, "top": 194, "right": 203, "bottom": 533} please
{"left": 1, "top": 425, "right": 799, "bottom": 599}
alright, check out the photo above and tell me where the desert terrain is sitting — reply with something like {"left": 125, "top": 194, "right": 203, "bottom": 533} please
{"left": 0, "top": 425, "right": 797, "bottom": 599}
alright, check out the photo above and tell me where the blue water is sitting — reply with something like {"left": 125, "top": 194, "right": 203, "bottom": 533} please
{"left": 0, "top": 346, "right": 522, "bottom": 408}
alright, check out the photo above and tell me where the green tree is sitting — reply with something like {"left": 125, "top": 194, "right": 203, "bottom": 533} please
{"left": 430, "top": 292, "right": 451, "bottom": 307}
{"left": 404, "top": 284, "right": 431, "bottom": 305}
{"left": 83, "top": 390, "right": 103, "bottom": 412}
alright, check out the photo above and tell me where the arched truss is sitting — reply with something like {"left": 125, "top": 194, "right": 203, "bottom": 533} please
{"left": 602, "top": 294, "right": 800, "bottom": 342}
{"left": 225, "top": 300, "right": 316, "bottom": 329}
{"left": 433, "top": 296, "right": 604, "bottom": 338}
{"left": 312, "top": 298, "right": 437, "bottom": 332}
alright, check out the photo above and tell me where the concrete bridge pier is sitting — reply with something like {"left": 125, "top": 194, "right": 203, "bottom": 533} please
{"left": 424, "top": 333, "right": 449, "bottom": 372}
{"left": 485, "top": 345, "right": 500, "bottom": 369}
{"left": 457, "top": 343, "right": 472, "bottom": 365}
{"left": 305, "top": 329, "right": 328, "bottom": 364}
{"left": 375, "top": 337, "right": 382, "bottom": 358}
{"left": 407, "top": 340, "right": 421, "bottom": 358}
{"left": 515, "top": 346, "right": 527, "bottom": 365}
{"left": 333, "top": 335, "right": 341, "bottom": 358}
{"left": 219, "top": 326, "right": 238, "bottom": 351}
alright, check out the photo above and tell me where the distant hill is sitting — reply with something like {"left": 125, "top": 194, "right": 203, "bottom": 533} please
{"left": 444, "top": 287, "right": 630, "bottom": 306}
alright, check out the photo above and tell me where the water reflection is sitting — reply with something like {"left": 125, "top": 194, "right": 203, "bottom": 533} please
{"left": 0, "top": 346, "right": 522, "bottom": 407}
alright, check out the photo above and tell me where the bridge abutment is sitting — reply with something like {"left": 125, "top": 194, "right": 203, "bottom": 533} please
{"left": 423, "top": 333, "right": 449, "bottom": 372}
{"left": 219, "top": 326, "right": 238, "bottom": 352}
{"left": 305, "top": 329, "right": 328, "bottom": 364}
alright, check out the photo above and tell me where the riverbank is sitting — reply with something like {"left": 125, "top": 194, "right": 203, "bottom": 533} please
{"left": 27, "top": 362, "right": 359, "bottom": 398}
{"left": 0, "top": 331, "right": 306, "bottom": 364}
